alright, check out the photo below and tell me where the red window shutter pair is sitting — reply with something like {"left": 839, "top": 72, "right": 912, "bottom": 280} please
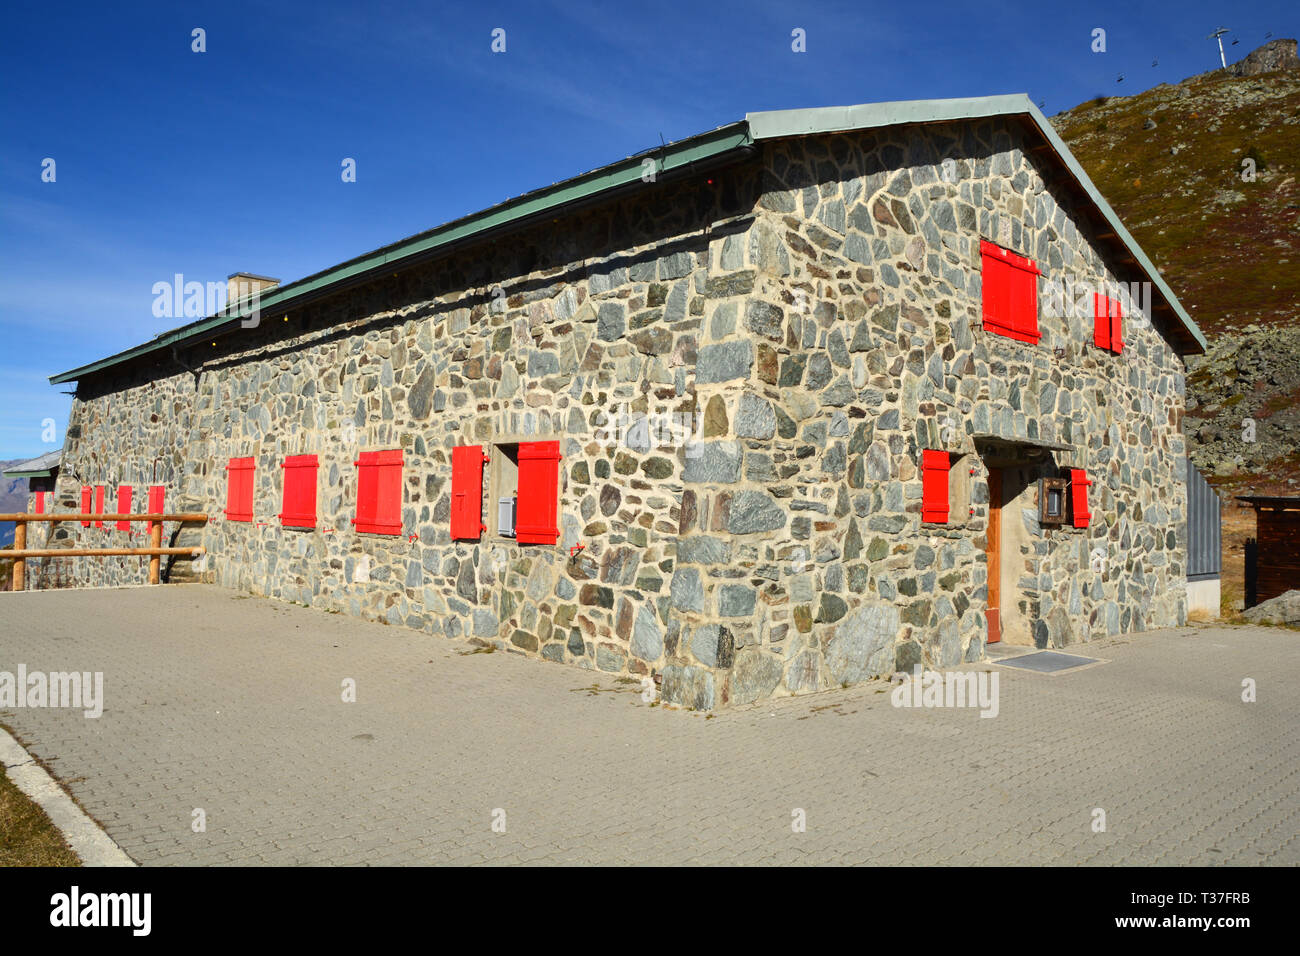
{"left": 279, "top": 455, "right": 319, "bottom": 528}
{"left": 148, "top": 486, "right": 165, "bottom": 533}
{"left": 1093, "top": 293, "right": 1124, "bottom": 353}
{"left": 451, "top": 445, "right": 489, "bottom": 540}
{"left": 354, "top": 450, "right": 403, "bottom": 535}
{"left": 516, "top": 441, "right": 562, "bottom": 544}
{"left": 225, "top": 457, "right": 255, "bottom": 522}
{"left": 921, "top": 449, "right": 950, "bottom": 524}
{"left": 116, "top": 486, "right": 133, "bottom": 531}
{"left": 93, "top": 485, "right": 105, "bottom": 528}
{"left": 1070, "top": 469, "right": 1092, "bottom": 528}
{"left": 981, "top": 239, "right": 1041, "bottom": 344}
{"left": 80, "top": 486, "right": 92, "bottom": 527}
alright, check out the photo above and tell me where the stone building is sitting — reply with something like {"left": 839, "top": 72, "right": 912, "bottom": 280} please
{"left": 47, "top": 95, "right": 1205, "bottom": 708}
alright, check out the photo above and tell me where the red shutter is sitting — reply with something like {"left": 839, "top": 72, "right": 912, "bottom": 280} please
{"left": 354, "top": 449, "right": 403, "bottom": 535}
{"left": 451, "top": 444, "right": 487, "bottom": 540}
{"left": 1094, "top": 293, "right": 1112, "bottom": 350}
{"left": 1070, "top": 469, "right": 1092, "bottom": 528}
{"left": 80, "top": 486, "right": 92, "bottom": 527}
{"left": 34, "top": 492, "right": 45, "bottom": 514}
{"left": 94, "top": 485, "right": 105, "bottom": 528}
{"left": 1110, "top": 297, "right": 1124, "bottom": 354}
{"left": 148, "top": 485, "right": 165, "bottom": 533}
{"left": 116, "top": 485, "right": 133, "bottom": 531}
{"left": 921, "top": 449, "right": 950, "bottom": 524}
{"left": 279, "top": 455, "right": 319, "bottom": 528}
{"left": 225, "top": 457, "right": 255, "bottom": 522}
{"left": 982, "top": 240, "right": 1040, "bottom": 344}
{"left": 515, "top": 441, "right": 562, "bottom": 544}
{"left": 981, "top": 241, "right": 1014, "bottom": 339}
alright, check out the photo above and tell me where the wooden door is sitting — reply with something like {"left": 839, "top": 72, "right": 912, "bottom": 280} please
{"left": 986, "top": 467, "right": 1002, "bottom": 644}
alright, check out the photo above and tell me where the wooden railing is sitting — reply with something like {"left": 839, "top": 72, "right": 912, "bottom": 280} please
{"left": 0, "top": 513, "right": 208, "bottom": 590}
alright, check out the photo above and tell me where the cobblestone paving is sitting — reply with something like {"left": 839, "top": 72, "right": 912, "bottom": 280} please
{"left": 1, "top": 585, "right": 1295, "bottom": 865}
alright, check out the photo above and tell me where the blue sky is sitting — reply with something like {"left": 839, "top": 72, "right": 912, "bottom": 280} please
{"left": 0, "top": 0, "right": 1292, "bottom": 460}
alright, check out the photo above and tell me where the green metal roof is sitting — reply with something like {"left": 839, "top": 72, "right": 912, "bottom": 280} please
{"left": 49, "top": 94, "right": 1204, "bottom": 385}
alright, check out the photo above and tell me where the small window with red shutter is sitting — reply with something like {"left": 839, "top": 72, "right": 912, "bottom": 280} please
{"left": 354, "top": 449, "right": 403, "bottom": 535}
{"left": 116, "top": 485, "right": 133, "bottom": 531}
{"left": 93, "top": 485, "right": 105, "bottom": 528}
{"left": 451, "top": 444, "right": 488, "bottom": 540}
{"left": 922, "top": 449, "right": 951, "bottom": 524}
{"left": 279, "top": 455, "right": 319, "bottom": 528}
{"left": 225, "top": 457, "right": 255, "bottom": 522}
{"left": 1094, "top": 293, "right": 1124, "bottom": 354}
{"left": 1070, "top": 468, "right": 1092, "bottom": 528}
{"left": 80, "top": 486, "right": 92, "bottom": 527}
{"left": 981, "top": 239, "right": 1041, "bottom": 344}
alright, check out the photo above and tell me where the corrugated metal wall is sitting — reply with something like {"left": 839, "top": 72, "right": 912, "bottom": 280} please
{"left": 1186, "top": 459, "right": 1221, "bottom": 580}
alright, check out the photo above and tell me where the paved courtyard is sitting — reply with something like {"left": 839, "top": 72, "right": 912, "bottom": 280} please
{"left": 1, "top": 584, "right": 1296, "bottom": 865}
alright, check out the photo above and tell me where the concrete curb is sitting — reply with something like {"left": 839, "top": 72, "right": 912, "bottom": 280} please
{"left": 0, "top": 728, "right": 135, "bottom": 867}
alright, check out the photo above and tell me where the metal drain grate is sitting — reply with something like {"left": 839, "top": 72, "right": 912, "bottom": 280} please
{"left": 990, "top": 651, "right": 1101, "bottom": 673}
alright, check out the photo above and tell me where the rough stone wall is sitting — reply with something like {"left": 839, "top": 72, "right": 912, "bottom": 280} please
{"left": 670, "top": 120, "right": 1187, "bottom": 706}
{"left": 50, "top": 116, "right": 1190, "bottom": 708}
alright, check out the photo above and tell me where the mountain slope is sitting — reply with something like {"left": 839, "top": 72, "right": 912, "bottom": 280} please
{"left": 1051, "top": 45, "right": 1300, "bottom": 493}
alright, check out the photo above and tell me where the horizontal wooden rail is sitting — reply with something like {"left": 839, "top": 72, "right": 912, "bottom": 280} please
{"left": 7, "top": 547, "right": 205, "bottom": 558}
{"left": 0, "top": 513, "right": 207, "bottom": 523}
{"left": 3, "top": 511, "right": 209, "bottom": 590}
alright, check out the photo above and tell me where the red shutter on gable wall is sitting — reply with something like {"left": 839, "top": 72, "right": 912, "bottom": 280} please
{"left": 354, "top": 450, "right": 403, "bottom": 535}
{"left": 1094, "top": 293, "right": 1112, "bottom": 350}
{"left": 980, "top": 240, "right": 1041, "bottom": 344}
{"left": 451, "top": 444, "right": 487, "bottom": 540}
{"left": 515, "top": 441, "right": 562, "bottom": 544}
{"left": 279, "top": 455, "right": 319, "bottom": 528}
{"left": 93, "top": 485, "right": 105, "bottom": 528}
{"left": 1070, "top": 469, "right": 1092, "bottom": 528}
{"left": 116, "top": 485, "right": 133, "bottom": 531}
{"left": 1110, "top": 297, "right": 1124, "bottom": 354}
{"left": 225, "top": 457, "right": 255, "bottom": 522}
{"left": 80, "top": 487, "right": 91, "bottom": 527}
{"left": 921, "top": 449, "right": 950, "bottom": 524}
{"left": 148, "top": 485, "right": 165, "bottom": 533}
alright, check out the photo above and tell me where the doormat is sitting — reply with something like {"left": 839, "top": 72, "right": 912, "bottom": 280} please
{"left": 989, "top": 651, "right": 1103, "bottom": 674}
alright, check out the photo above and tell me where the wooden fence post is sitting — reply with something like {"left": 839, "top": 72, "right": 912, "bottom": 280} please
{"left": 12, "top": 518, "right": 25, "bottom": 591}
{"left": 149, "top": 521, "right": 163, "bottom": 584}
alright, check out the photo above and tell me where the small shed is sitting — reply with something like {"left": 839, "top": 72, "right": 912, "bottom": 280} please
{"left": 2, "top": 449, "right": 61, "bottom": 499}
{"left": 1235, "top": 496, "right": 1300, "bottom": 606}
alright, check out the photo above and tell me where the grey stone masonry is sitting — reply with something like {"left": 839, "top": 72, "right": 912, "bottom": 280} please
{"left": 51, "top": 115, "right": 1190, "bottom": 708}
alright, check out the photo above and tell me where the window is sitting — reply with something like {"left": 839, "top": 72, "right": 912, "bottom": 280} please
{"left": 1070, "top": 469, "right": 1092, "bottom": 528}
{"left": 489, "top": 440, "right": 561, "bottom": 543}
{"left": 279, "top": 455, "right": 319, "bottom": 528}
{"left": 148, "top": 485, "right": 165, "bottom": 533}
{"left": 116, "top": 485, "right": 133, "bottom": 531}
{"left": 981, "top": 239, "right": 1041, "bottom": 344}
{"left": 94, "top": 485, "right": 105, "bottom": 528}
{"left": 225, "top": 457, "right": 255, "bottom": 522}
{"left": 1039, "top": 477, "right": 1067, "bottom": 526}
{"left": 451, "top": 444, "right": 488, "bottom": 541}
{"left": 354, "top": 449, "right": 403, "bottom": 535}
{"left": 80, "top": 486, "right": 92, "bottom": 527}
{"left": 1093, "top": 293, "right": 1124, "bottom": 354}
{"left": 922, "top": 449, "right": 950, "bottom": 524}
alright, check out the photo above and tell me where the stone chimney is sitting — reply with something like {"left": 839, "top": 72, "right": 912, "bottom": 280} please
{"left": 227, "top": 272, "right": 279, "bottom": 308}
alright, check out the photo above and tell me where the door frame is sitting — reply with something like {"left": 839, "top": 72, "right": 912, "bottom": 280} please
{"left": 986, "top": 467, "right": 1002, "bottom": 644}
